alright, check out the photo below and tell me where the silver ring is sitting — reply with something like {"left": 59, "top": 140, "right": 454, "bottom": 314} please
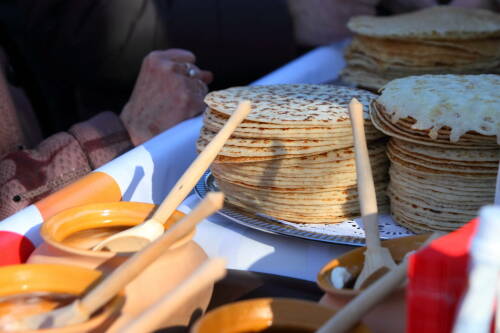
{"left": 185, "top": 63, "right": 198, "bottom": 77}
{"left": 188, "top": 67, "right": 197, "bottom": 77}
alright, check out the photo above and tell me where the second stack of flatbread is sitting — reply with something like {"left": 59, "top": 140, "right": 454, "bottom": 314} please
{"left": 371, "top": 74, "right": 500, "bottom": 232}
{"left": 197, "top": 84, "right": 388, "bottom": 223}
{"left": 341, "top": 6, "right": 500, "bottom": 91}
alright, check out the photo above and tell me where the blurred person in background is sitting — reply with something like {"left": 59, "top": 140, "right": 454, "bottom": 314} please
{"left": 0, "top": 47, "right": 212, "bottom": 219}
{"left": 4, "top": 0, "right": 497, "bottom": 135}
{"left": 13, "top": 0, "right": 498, "bottom": 134}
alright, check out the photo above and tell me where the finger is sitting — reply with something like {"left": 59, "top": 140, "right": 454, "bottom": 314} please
{"left": 142, "top": 52, "right": 189, "bottom": 75}
{"left": 198, "top": 70, "right": 213, "bottom": 84}
{"left": 184, "top": 63, "right": 201, "bottom": 78}
{"left": 188, "top": 78, "right": 208, "bottom": 97}
{"left": 196, "top": 79, "right": 209, "bottom": 96}
{"left": 184, "top": 64, "right": 213, "bottom": 84}
{"left": 160, "top": 61, "right": 188, "bottom": 75}
{"left": 163, "top": 77, "right": 206, "bottom": 120}
{"left": 180, "top": 76, "right": 209, "bottom": 102}
{"left": 161, "top": 48, "right": 196, "bottom": 63}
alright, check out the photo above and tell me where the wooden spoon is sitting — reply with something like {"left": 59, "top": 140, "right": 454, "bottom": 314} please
{"left": 16, "top": 192, "right": 224, "bottom": 331}
{"left": 93, "top": 100, "right": 252, "bottom": 252}
{"left": 118, "top": 258, "right": 227, "bottom": 333}
{"left": 317, "top": 233, "right": 441, "bottom": 333}
{"left": 348, "top": 98, "right": 396, "bottom": 290}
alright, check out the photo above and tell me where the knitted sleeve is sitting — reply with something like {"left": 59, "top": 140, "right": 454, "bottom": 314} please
{"left": 0, "top": 112, "right": 132, "bottom": 220}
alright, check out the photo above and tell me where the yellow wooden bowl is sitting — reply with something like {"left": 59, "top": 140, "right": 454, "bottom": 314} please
{"left": 0, "top": 264, "right": 123, "bottom": 333}
{"left": 316, "top": 234, "right": 430, "bottom": 333}
{"left": 191, "top": 298, "right": 370, "bottom": 333}
{"left": 28, "top": 202, "right": 211, "bottom": 331}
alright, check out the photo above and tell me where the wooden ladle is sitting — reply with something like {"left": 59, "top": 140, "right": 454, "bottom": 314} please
{"left": 348, "top": 98, "right": 396, "bottom": 290}
{"left": 93, "top": 100, "right": 252, "bottom": 252}
{"left": 118, "top": 258, "right": 227, "bottom": 333}
{"left": 16, "top": 192, "right": 224, "bottom": 331}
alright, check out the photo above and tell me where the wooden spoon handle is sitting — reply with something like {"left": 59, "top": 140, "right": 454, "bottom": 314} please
{"left": 348, "top": 98, "right": 380, "bottom": 250}
{"left": 155, "top": 101, "right": 252, "bottom": 227}
{"left": 79, "top": 192, "right": 224, "bottom": 315}
{"left": 118, "top": 258, "right": 227, "bottom": 333}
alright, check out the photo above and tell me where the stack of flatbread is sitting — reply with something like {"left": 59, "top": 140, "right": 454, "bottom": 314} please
{"left": 371, "top": 74, "right": 500, "bottom": 232}
{"left": 197, "top": 84, "right": 388, "bottom": 223}
{"left": 341, "top": 6, "right": 500, "bottom": 91}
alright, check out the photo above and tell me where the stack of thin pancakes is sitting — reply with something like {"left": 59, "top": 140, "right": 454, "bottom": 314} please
{"left": 371, "top": 74, "right": 500, "bottom": 232}
{"left": 197, "top": 84, "right": 388, "bottom": 223}
{"left": 341, "top": 6, "right": 500, "bottom": 91}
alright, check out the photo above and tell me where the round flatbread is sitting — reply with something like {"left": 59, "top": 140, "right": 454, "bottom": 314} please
{"left": 376, "top": 74, "right": 500, "bottom": 143}
{"left": 204, "top": 84, "right": 377, "bottom": 125}
{"left": 347, "top": 6, "right": 500, "bottom": 40}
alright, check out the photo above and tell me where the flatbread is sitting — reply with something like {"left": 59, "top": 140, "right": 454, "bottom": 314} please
{"left": 219, "top": 178, "right": 389, "bottom": 224}
{"left": 370, "top": 99, "right": 498, "bottom": 148}
{"left": 199, "top": 127, "right": 338, "bottom": 148}
{"left": 347, "top": 6, "right": 500, "bottom": 40}
{"left": 204, "top": 84, "right": 377, "bottom": 125}
{"left": 387, "top": 139, "right": 499, "bottom": 175}
{"left": 203, "top": 108, "right": 384, "bottom": 140}
{"left": 347, "top": 36, "right": 500, "bottom": 67}
{"left": 376, "top": 74, "right": 500, "bottom": 143}
{"left": 200, "top": 83, "right": 390, "bottom": 224}
{"left": 196, "top": 135, "right": 335, "bottom": 160}
{"left": 385, "top": 137, "right": 497, "bottom": 232}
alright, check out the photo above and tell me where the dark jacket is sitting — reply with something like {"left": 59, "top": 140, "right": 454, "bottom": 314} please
{"left": 19, "top": 0, "right": 298, "bottom": 133}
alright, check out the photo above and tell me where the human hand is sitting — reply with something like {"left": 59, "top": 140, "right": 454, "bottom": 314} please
{"left": 120, "top": 49, "right": 213, "bottom": 146}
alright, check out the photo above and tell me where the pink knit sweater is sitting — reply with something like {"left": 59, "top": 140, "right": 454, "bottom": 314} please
{"left": 0, "top": 67, "right": 133, "bottom": 220}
